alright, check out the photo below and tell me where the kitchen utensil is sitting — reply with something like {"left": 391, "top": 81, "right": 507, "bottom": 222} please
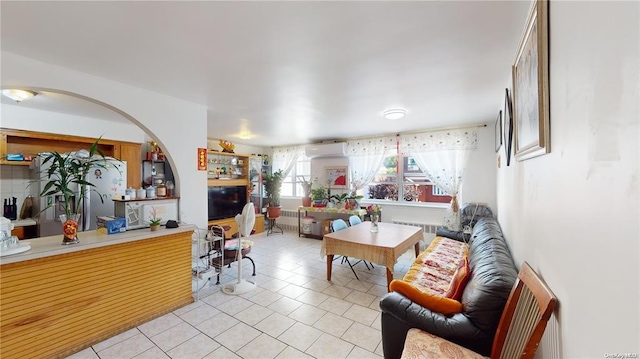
{"left": 146, "top": 186, "right": 157, "bottom": 199}
{"left": 137, "top": 188, "right": 147, "bottom": 199}
{"left": 19, "top": 196, "right": 33, "bottom": 219}
{"left": 126, "top": 188, "right": 136, "bottom": 199}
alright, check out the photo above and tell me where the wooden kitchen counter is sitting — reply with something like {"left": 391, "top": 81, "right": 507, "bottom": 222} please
{"left": 0, "top": 225, "right": 196, "bottom": 359}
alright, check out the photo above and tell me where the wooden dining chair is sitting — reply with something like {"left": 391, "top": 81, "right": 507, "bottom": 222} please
{"left": 400, "top": 261, "right": 557, "bottom": 359}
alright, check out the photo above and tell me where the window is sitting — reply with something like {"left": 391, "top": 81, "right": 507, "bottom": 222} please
{"left": 363, "top": 151, "right": 451, "bottom": 204}
{"left": 280, "top": 156, "right": 310, "bottom": 197}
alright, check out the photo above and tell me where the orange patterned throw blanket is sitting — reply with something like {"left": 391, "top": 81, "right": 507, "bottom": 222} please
{"left": 389, "top": 237, "right": 469, "bottom": 315}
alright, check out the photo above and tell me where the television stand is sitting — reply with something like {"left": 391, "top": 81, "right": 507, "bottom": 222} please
{"left": 208, "top": 215, "right": 265, "bottom": 237}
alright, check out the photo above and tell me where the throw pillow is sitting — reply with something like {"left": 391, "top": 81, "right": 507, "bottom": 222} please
{"left": 444, "top": 257, "right": 471, "bottom": 300}
{"left": 389, "top": 280, "right": 463, "bottom": 315}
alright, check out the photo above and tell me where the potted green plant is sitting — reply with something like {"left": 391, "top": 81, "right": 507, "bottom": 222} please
{"left": 264, "top": 169, "right": 285, "bottom": 218}
{"left": 310, "top": 187, "right": 328, "bottom": 207}
{"left": 345, "top": 191, "right": 364, "bottom": 210}
{"left": 37, "top": 137, "right": 115, "bottom": 244}
{"left": 148, "top": 206, "right": 162, "bottom": 231}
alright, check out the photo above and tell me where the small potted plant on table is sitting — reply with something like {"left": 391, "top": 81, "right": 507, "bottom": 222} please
{"left": 310, "top": 187, "right": 328, "bottom": 207}
{"left": 149, "top": 206, "right": 162, "bottom": 231}
{"left": 298, "top": 176, "right": 312, "bottom": 207}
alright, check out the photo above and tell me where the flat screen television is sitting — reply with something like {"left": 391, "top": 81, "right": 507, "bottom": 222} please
{"left": 208, "top": 186, "right": 248, "bottom": 221}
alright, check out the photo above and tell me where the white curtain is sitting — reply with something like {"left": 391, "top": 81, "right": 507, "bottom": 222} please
{"left": 271, "top": 145, "right": 305, "bottom": 176}
{"left": 399, "top": 129, "right": 478, "bottom": 230}
{"left": 346, "top": 136, "right": 396, "bottom": 191}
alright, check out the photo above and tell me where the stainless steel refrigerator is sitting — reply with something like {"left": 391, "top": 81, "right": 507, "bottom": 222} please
{"left": 32, "top": 153, "right": 127, "bottom": 237}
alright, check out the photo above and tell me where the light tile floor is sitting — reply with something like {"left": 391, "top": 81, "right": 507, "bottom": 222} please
{"left": 66, "top": 229, "right": 421, "bottom": 359}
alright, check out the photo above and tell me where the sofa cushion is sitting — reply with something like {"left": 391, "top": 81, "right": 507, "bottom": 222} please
{"left": 389, "top": 236, "right": 469, "bottom": 315}
{"left": 401, "top": 328, "right": 486, "bottom": 359}
{"left": 444, "top": 257, "right": 471, "bottom": 300}
{"left": 390, "top": 280, "right": 463, "bottom": 315}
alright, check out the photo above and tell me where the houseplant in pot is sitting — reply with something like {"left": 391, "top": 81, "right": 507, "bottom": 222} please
{"left": 264, "top": 169, "right": 284, "bottom": 218}
{"left": 298, "top": 176, "right": 312, "bottom": 207}
{"left": 37, "top": 137, "right": 115, "bottom": 244}
{"left": 148, "top": 206, "right": 162, "bottom": 231}
{"left": 310, "top": 187, "right": 328, "bottom": 207}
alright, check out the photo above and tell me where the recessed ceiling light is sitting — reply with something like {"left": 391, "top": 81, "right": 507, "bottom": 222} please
{"left": 383, "top": 109, "right": 406, "bottom": 120}
{"left": 2, "top": 89, "right": 38, "bottom": 103}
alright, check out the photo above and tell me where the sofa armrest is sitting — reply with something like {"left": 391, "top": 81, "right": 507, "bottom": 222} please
{"left": 435, "top": 228, "right": 470, "bottom": 242}
{"left": 380, "top": 292, "right": 491, "bottom": 359}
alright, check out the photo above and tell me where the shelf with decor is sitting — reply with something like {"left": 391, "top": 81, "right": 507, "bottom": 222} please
{"left": 206, "top": 150, "right": 249, "bottom": 186}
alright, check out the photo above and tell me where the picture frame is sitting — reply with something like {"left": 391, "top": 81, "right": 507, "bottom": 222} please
{"left": 512, "top": 0, "right": 550, "bottom": 161}
{"left": 504, "top": 88, "right": 514, "bottom": 166}
{"left": 325, "top": 166, "right": 348, "bottom": 188}
{"left": 495, "top": 110, "right": 503, "bottom": 153}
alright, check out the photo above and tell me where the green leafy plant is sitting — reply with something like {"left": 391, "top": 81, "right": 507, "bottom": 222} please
{"left": 149, "top": 206, "right": 162, "bottom": 226}
{"left": 264, "top": 169, "right": 285, "bottom": 207}
{"left": 329, "top": 192, "right": 349, "bottom": 204}
{"left": 310, "top": 187, "right": 328, "bottom": 202}
{"left": 37, "top": 137, "right": 116, "bottom": 219}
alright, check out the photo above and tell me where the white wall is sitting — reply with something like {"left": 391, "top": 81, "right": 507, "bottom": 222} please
{"left": 1, "top": 52, "right": 210, "bottom": 228}
{"left": 496, "top": 1, "right": 639, "bottom": 357}
{"left": 1, "top": 105, "right": 146, "bottom": 144}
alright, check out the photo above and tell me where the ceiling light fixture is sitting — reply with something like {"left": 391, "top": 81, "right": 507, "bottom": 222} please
{"left": 2, "top": 89, "right": 38, "bottom": 103}
{"left": 383, "top": 108, "right": 407, "bottom": 120}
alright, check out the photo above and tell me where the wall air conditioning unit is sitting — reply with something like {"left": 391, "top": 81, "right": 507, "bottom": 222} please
{"left": 304, "top": 142, "right": 347, "bottom": 158}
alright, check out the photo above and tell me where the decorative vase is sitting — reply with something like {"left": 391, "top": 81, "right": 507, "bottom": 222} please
{"left": 302, "top": 197, "right": 312, "bottom": 207}
{"left": 370, "top": 214, "right": 379, "bottom": 233}
{"left": 60, "top": 214, "right": 80, "bottom": 245}
{"left": 150, "top": 224, "right": 160, "bottom": 232}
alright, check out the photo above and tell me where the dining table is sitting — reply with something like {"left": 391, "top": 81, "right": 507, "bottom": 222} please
{"left": 321, "top": 221, "right": 423, "bottom": 291}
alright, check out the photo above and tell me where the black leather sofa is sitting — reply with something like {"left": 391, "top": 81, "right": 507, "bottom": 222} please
{"left": 379, "top": 217, "right": 518, "bottom": 358}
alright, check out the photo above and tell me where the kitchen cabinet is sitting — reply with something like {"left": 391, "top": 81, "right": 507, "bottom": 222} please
{"left": 0, "top": 128, "right": 117, "bottom": 165}
{"left": 0, "top": 227, "right": 194, "bottom": 359}
{"left": 114, "top": 142, "right": 142, "bottom": 189}
{"left": 0, "top": 129, "right": 142, "bottom": 189}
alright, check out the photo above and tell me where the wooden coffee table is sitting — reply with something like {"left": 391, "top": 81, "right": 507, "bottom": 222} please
{"left": 321, "top": 222, "right": 423, "bottom": 291}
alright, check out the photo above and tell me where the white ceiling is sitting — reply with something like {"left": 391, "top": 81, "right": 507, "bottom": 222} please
{"left": 1, "top": 1, "right": 530, "bottom": 147}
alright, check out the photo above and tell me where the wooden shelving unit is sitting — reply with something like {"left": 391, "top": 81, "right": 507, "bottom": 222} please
{"left": 205, "top": 150, "right": 264, "bottom": 234}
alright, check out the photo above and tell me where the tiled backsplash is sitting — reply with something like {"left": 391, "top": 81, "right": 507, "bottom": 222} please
{"left": 0, "top": 165, "right": 39, "bottom": 219}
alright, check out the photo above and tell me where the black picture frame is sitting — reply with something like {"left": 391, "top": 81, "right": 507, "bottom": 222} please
{"left": 495, "top": 110, "right": 503, "bottom": 153}
{"left": 504, "top": 88, "right": 514, "bottom": 166}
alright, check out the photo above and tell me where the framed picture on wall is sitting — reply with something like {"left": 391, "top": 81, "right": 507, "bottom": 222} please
{"left": 504, "top": 88, "right": 514, "bottom": 166}
{"left": 325, "top": 166, "right": 348, "bottom": 188}
{"left": 495, "top": 110, "right": 503, "bottom": 153}
{"left": 512, "top": 0, "right": 550, "bottom": 161}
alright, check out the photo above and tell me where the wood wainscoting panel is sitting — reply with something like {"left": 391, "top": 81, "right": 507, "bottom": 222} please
{"left": 0, "top": 230, "right": 194, "bottom": 359}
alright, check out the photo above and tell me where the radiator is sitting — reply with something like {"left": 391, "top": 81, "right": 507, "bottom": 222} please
{"left": 391, "top": 219, "right": 442, "bottom": 235}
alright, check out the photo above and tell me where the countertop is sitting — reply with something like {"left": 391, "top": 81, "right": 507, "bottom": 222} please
{"left": 0, "top": 224, "right": 195, "bottom": 265}
{"left": 11, "top": 218, "right": 37, "bottom": 227}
